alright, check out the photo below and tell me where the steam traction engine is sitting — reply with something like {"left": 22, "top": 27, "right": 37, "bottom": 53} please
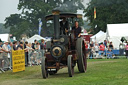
{"left": 41, "top": 10, "right": 87, "bottom": 79}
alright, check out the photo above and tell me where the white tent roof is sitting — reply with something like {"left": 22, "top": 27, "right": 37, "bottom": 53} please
{"left": 0, "top": 34, "right": 10, "bottom": 42}
{"left": 97, "top": 33, "right": 106, "bottom": 43}
{"left": 107, "top": 23, "right": 128, "bottom": 37}
{"left": 106, "top": 23, "right": 128, "bottom": 49}
{"left": 90, "top": 30, "right": 105, "bottom": 42}
{"left": 27, "top": 34, "right": 46, "bottom": 43}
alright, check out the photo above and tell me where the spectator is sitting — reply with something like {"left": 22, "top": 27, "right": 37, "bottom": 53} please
{"left": 32, "top": 40, "right": 38, "bottom": 50}
{"left": 27, "top": 43, "right": 34, "bottom": 52}
{"left": 108, "top": 42, "right": 114, "bottom": 50}
{"left": 0, "top": 41, "right": 4, "bottom": 70}
{"left": 2, "top": 41, "right": 10, "bottom": 69}
{"left": 17, "top": 42, "right": 24, "bottom": 50}
{"left": 119, "top": 43, "right": 125, "bottom": 56}
{"left": 103, "top": 40, "right": 107, "bottom": 48}
{"left": 125, "top": 42, "right": 128, "bottom": 59}
{"left": 13, "top": 41, "right": 17, "bottom": 50}
{"left": 27, "top": 43, "right": 34, "bottom": 66}
{"left": 36, "top": 42, "right": 41, "bottom": 65}
{"left": 84, "top": 41, "right": 90, "bottom": 58}
{"left": 94, "top": 42, "right": 99, "bottom": 58}
{"left": 32, "top": 40, "right": 40, "bottom": 65}
{"left": 0, "top": 39, "right": 3, "bottom": 47}
{"left": 87, "top": 41, "right": 90, "bottom": 49}
{"left": 24, "top": 41, "right": 29, "bottom": 66}
{"left": 99, "top": 42, "right": 105, "bottom": 58}
{"left": 107, "top": 48, "right": 113, "bottom": 59}
{"left": 84, "top": 40, "right": 88, "bottom": 49}
{"left": 8, "top": 42, "right": 12, "bottom": 51}
{"left": 107, "top": 41, "right": 110, "bottom": 48}
{"left": 37, "top": 42, "right": 40, "bottom": 50}
{"left": 40, "top": 39, "right": 45, "bottom": 57}
{"left": 89, "top": 41, "right": 94, "bottom": 59}
{"left": 8, "top": 42, "right": 13, "bottom": 67}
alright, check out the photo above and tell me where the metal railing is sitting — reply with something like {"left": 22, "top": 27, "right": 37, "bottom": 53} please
{"left": 0, "top": 53, "right": 11, "bottom": 73}
{"left": 28, "top": 49, "right": 44, "bottom": 66}
{"left": 0, "top": 49, "right": 44, "bottom": 73}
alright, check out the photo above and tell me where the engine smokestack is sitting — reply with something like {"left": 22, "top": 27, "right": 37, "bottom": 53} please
{"left": 52, "top": 10, "right": 60, "bottom": 39}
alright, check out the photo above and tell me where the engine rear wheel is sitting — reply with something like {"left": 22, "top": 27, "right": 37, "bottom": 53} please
{"left": 67, "top": 55, "right": 74, "bottom": 77}
{"left": 41, "top": 57, "right": 48, "bottom": 79}
{"left": 76, "top": 38, "right": 87, "bottom": 72}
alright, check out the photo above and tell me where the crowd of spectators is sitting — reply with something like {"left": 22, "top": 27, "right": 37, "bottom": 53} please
{"left": 84, "top": 40, "right": 115, "bottom": 59}
{"left": 85, "top": 39, "right": 128, "bottom": 59}
{"left": 0, "top": 39, "right": 46, "bottom": 72}
{"left": 1, "top": 37, "right": 128, "bottom": 73}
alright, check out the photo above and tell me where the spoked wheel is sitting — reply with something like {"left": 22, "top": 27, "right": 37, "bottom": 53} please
{"left": 41, "top": 57, "right": 48, "bottom": 79}
{"left": 76, "top": 38, "right": 87, "bottom": 73}
{"left": 67, "top": 55, "right": 74, "bottom": 77}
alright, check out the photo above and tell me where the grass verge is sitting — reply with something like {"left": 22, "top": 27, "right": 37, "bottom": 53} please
{"left": 0, "top": 57, "right": 128, "bottom": 85}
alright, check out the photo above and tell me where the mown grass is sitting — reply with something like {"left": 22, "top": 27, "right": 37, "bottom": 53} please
{"left": 0, "top": 57, "right": 128, "bottom": 85}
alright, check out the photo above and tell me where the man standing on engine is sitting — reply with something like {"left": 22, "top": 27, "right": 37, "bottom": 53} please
{"left": 72, "top": 21, "right": 81, "bottom": 38}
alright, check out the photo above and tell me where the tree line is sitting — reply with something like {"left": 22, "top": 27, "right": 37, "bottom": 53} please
{"left": 0, "top": 23, "right": 10, "bottom": 34}
{"left": 3, "top": 0, "right": 128, "bottom": 38}
{"left": 4, "top": 0, "right": 84, "bottom": 39}
{"left": 84, "top": 0, "right": 128, "bottom": 34}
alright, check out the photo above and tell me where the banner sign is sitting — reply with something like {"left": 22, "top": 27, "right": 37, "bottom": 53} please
{"left": 12, "top": 50, "right": 25, "bottom": 72}
{"left": 38, "top": 18, "right": 42, "bottom": 35}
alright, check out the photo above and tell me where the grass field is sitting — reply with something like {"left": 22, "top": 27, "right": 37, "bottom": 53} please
{"left": 0, "top": 57, "right": 128, "bottom": 85}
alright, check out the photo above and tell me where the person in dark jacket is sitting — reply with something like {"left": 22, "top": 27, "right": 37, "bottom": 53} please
{"left": 60, "top": 17, "right": 69, "bottom": 35}
{"left": 72, "top": 21, "right": 81, "bottom": 38}
{"left": 32, "top": 40, "right": 38, "bottom": 50}
{"left": 17, "top": 42, "right": 24, "bottom": 50}
{"left": 13, "top": 41, "right": 17, "bottom": 50}
{"left": 40, "top": 39, "right": 45, "bottom": 57}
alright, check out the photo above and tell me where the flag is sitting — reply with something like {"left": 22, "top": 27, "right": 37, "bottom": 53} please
{"left": 94, "top": 7, "right": 96, "bottom": 19}
{"left": 38, "top": 19, "right": 42, "bottom": 35}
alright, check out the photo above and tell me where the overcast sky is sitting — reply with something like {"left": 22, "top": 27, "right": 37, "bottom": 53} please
{"left": 0, "top": 0, "right": 90, "bottom": 23}
{"left": 0, "top": 0, "right": 21, "bottom": 23}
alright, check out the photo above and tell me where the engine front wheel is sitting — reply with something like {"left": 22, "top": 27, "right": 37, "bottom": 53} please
{"left": 41, "top": 57, "right": 48, "bottom": 79}
{"left": 67, "top": 55, "right": 74, "bottom": 77}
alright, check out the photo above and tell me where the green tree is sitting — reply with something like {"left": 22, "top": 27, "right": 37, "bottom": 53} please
{"left": 4, "top": 0, "right": 85, "bottom": 38}
{"left": 0, "top": 23, "right": 10, "bottom": 34}
{"left": 84, "top": 0, "right": 128, "bottom": 34}
{"left": 4, "top": 14, "right": 30, "bottom": 39}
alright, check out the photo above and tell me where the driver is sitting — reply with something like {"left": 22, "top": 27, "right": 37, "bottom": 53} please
{"left": 60, "top": 17, "right": 69, "bottom": 35}
{"left": 72, "top": 21, "right": 81, "bottom": 38}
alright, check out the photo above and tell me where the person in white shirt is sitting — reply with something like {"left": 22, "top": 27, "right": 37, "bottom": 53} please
{"left": 94, "top": 43, "right": 99, "bottom": 58}
{"left": 2, "top": 41, "right": 10, "bottom": 69}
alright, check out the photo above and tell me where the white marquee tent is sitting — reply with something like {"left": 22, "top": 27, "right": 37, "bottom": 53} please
{"left": 90, "top": 30, "right": 106, "bottom": 42}
{"left": 0, "top": 34, "right": 10, "bottom": 42}
{"left": 27, "top": 34, "right": 46, "bottom": 43}
{"left": 96, "top": 33, "right": 106, "bottom": 43}
{"left": 106, "top": 23, "right": 128, "bottom": 49}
